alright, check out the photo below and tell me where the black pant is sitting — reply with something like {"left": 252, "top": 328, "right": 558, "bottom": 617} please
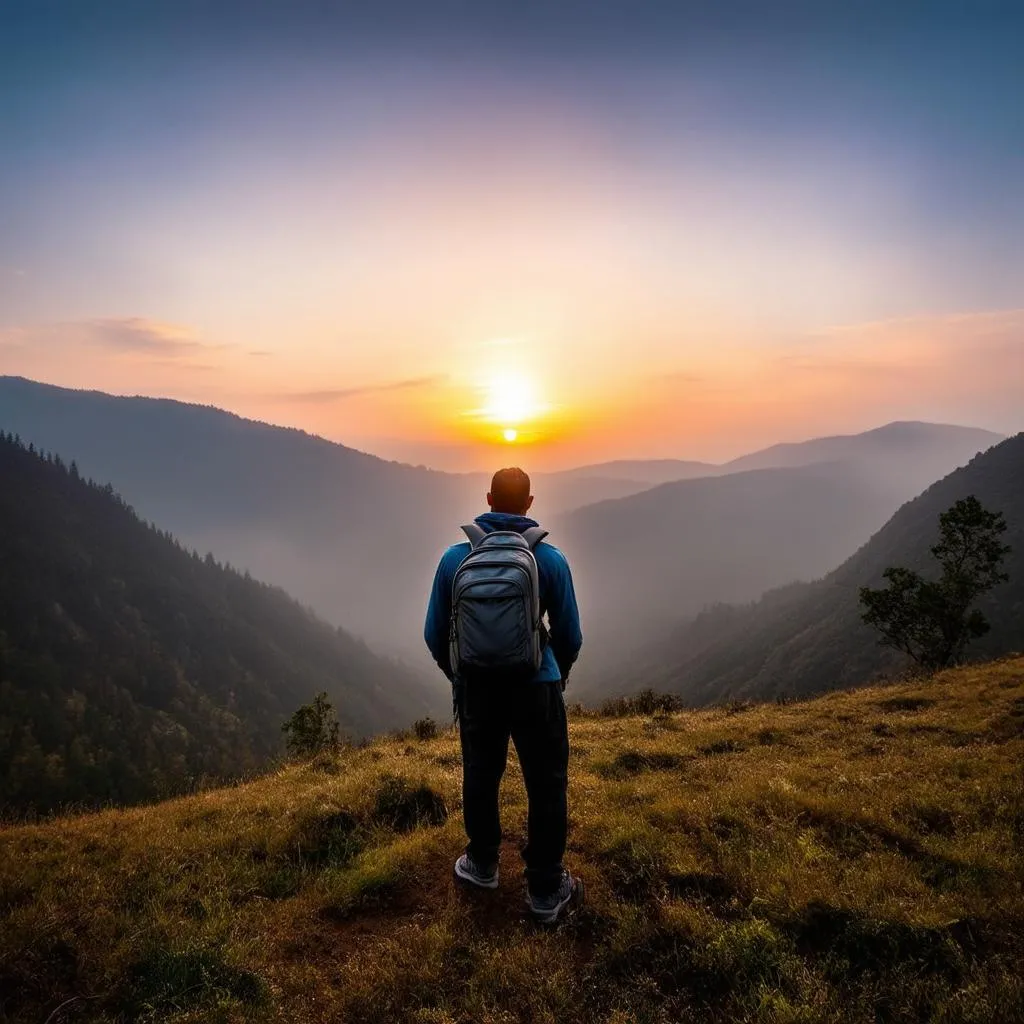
{"left": 456, "top": 678, "right": 569, "bottom": 897}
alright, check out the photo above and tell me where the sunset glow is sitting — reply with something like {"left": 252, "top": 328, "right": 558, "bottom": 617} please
{"left": 480, "top": 371, "right": 543, "bottom": 428}
{"left": 0, "top": 5, "right": 1021, "bottom": 470}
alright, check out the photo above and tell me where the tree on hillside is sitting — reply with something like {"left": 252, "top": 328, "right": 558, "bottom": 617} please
{"left": 860, "top": 496, "right": 1011, "bottom": 670}
{"left": 282, "top": 692, "right": 341, "bottom": 758}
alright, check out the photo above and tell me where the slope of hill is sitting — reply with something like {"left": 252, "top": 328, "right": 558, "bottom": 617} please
{"left": 544, "top": 458, "right": 720, "bottom": 485}
{"left": 723, "top": 420, "right": 1003, "bottom": 475}
{"left": 0, "top": 375, "right": 483, "bottom": 657}
{"left": 561, "top": 441, "right": 1001, "bottom": 695}
{"left": 0, "top": 434, "right": 441, "bottom": 815}
{"left": 2, "top": 657, "right": 1021, "bottom": 1023}
{"left": 538, "top": 425, "right": 1002, "bottom": 516}
{"left": 649, "top": 432, "right": 1024, "bottom": 703}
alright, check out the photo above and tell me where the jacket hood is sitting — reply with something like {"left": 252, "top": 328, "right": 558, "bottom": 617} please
{"left": 474, "top": 511, "right": 541, "bottom": 534}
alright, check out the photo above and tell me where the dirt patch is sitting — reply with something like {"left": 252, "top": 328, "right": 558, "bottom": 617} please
{"left": 876, "top": 697, "right": 936, "bottom": 713}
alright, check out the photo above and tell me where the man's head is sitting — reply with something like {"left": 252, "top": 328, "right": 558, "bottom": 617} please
{"left": 487, "top": 466, "right": 534, "bottom": 516}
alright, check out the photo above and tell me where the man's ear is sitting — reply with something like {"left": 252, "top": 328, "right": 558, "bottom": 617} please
{"left": 524, "top": 494, "right": 534, "bottom": 513}
{"left": 486, "top": 492, "right": 494, "bottom": 509}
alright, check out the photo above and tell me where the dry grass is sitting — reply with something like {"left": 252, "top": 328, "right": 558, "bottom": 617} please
{"left": 2, "top": 658, "right": 1024, "bottom": 1023}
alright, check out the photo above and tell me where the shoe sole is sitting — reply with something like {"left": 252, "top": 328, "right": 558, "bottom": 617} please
{"left": 527, "top": 878, "right": 584, "bottom": 924}
{"left": 454, "top": 859, "right": 499, "bottom": 889}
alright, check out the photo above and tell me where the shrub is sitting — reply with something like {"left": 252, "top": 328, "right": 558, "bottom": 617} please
{"left": 413, "top": 717, "right": 439, "bottom": 741}
{"left": 282, "top": 692, "right": 340, "bottom": 759}
{"left": 599, "top": 689, "right": 683, "bottom": 718}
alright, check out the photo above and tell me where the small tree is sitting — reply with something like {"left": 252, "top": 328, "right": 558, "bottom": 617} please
{"left": 282, "top": 691, "right": 340, "bottom": 758}
{"left": 860, "top": 496, "right": 1011, "bottom": 670}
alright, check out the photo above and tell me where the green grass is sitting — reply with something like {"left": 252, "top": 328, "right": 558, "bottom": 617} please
{"left": 2, "top": 658, "right": 1024, "bottom": 1023}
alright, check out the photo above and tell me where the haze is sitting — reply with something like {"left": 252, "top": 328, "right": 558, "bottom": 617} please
{"left": 2, "top": 1, "right": 1022, "bottom": 470}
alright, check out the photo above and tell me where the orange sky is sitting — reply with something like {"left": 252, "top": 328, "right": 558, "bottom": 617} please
{"left": 2, "top": 308, "right": 1021, "bottom": 470}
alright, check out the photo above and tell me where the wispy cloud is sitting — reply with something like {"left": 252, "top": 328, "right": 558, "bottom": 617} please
{"left": 0, "top": 317, "right": 223, "bottom": 359}
{"left": 273, "top": 375, "right": 445, "bottom": 404}
{"left": 84, "top": 318, "right": 201, "bottom": 354}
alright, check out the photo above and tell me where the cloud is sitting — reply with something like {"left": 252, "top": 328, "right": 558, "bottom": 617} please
{"left": 81, "top": 318, "right": 205, "bottom": 355}
{"left": 273, "top": 375, "right": 445, "bottom": 404}
{"left": 0, "top": 317, "right": 223, "bottom": 359}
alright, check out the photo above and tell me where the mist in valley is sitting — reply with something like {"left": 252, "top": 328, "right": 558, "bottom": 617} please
{"left": 0, "top": 376, "right": 1006, "bottom": 706}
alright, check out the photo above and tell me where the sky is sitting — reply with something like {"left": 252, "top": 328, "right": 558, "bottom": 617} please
{"left": 1, "top": 1, "right": 1022, "bottom": 470}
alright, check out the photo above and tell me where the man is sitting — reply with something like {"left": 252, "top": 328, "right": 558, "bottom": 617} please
{"left": 424, "top": 466, "right": 583, "bottom": 923}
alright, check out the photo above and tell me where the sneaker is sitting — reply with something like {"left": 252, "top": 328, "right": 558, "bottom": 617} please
{"left": 453, "top": 853, "right": 499, "bottom": 889}
{"left": 527, "top": 870, "right": 582, "bottom": 924}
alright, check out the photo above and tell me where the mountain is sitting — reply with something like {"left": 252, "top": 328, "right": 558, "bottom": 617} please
{"left": 646, "top": 432, "right": 1024, "bottom": 703}
{"left": 0, "top": 377, "right": 1002, "bottom": 673}
{"left": 561, "top": 423, "right": 1003, "bottom": 696}
{"left": 540, "top": 424, "right": 1002, "bottom": 515}
{"left": 722, "top": 421, "right": 1003, "bottom": 474}
{"left": 3, "top": 656, "right": 1022, "bottom": 1022}
{"left": 0, "top": 376, "right": 483, "bottom": 658}
{"left": 0, "top": 433, "right": 442, "bottom": 815}
{"left": 548, "top": 458, "right": 719, "bottom": 484}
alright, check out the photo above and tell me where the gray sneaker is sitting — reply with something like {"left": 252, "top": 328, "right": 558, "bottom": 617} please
{"left": 454, "top": 853, "right": 499, "bottom": 889}
{"left": 527, "top": 870, "right": 582, "bottom": 924}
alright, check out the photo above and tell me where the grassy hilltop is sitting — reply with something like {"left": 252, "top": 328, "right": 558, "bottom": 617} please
{"left": 3, "top": 659, "right": 1024, "bottom": 1024}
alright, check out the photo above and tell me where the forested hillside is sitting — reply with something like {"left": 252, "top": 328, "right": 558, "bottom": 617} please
{"left": 0, "top": 376, "right": 482, "bottom": 658}
{"left": 645, "top": 433, "right": 1024, "bottom": 703}
{"left": 561, "top": 438, "right": 1000, "bottom": 678}
{"left": 0, "top": 434, "right": 440, "bottom": 816}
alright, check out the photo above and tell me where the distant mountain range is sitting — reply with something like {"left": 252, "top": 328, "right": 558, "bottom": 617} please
{"left": 0, "top": 376, "right": 483, "bottom": 658}
{"left": 0, "top": 376, "right": 1004, "bottom": 678}
{"left": 0, "top": 432, "right": 441, "bottom": 815}
{"left": 559, "top": 423, "right": 1005, "bottom": 684}
{"left": 631, "top": 431, "right": 1024, "bottom": 704}
{"left": 720, "top": 420, "right": 1003, "bottom": 476}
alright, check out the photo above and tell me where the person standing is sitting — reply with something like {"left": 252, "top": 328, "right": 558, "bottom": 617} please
{"left": 424, "top": 467, "right": 583, "bottom": 923}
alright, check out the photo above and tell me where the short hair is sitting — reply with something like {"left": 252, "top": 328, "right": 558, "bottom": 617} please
{"left": 490, "top": 467, "right": 531, "bottom": 512}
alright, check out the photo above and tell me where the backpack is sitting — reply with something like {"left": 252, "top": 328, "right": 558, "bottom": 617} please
{"left": 449, "top": 523, "right": 548, "bottom": 681}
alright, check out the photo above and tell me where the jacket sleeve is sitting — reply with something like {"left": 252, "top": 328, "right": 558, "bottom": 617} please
{"left": 546, "top": 550, "right": 583, "bottom": 681}
{"left": 424, "top": 551, "right": 454, "bottom": 680}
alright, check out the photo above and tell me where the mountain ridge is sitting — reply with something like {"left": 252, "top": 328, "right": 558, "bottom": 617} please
{"left": 0, "top": 431, "right": 442, "bottom": 815}
{"left": 640, "top": 432, "right": 1024, "bottom": 704}
{"left": 0, "top": 375, "right": 1005, "bottom": 667}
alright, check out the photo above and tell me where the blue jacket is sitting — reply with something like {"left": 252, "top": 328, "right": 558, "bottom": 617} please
{"left": 424, "top": 511, "right": 583, "bottom": 684}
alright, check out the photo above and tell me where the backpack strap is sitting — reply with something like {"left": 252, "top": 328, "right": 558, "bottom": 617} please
{"left": 521, "top": 526, "right": 549, "bottom": 550}
{"left": 461, "top": 523, "right": 488, "bottom": 549}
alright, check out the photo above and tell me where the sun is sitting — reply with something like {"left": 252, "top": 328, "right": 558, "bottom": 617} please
{"left": 481, "top": 370, "right": 538, "bottom": 426}
{"left": 465, "top": 362, "right": 552, "bottom": 445}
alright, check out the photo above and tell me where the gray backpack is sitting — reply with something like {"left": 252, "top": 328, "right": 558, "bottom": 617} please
{"left": 449, "top": 524, "right": 548, "bottom": 680}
